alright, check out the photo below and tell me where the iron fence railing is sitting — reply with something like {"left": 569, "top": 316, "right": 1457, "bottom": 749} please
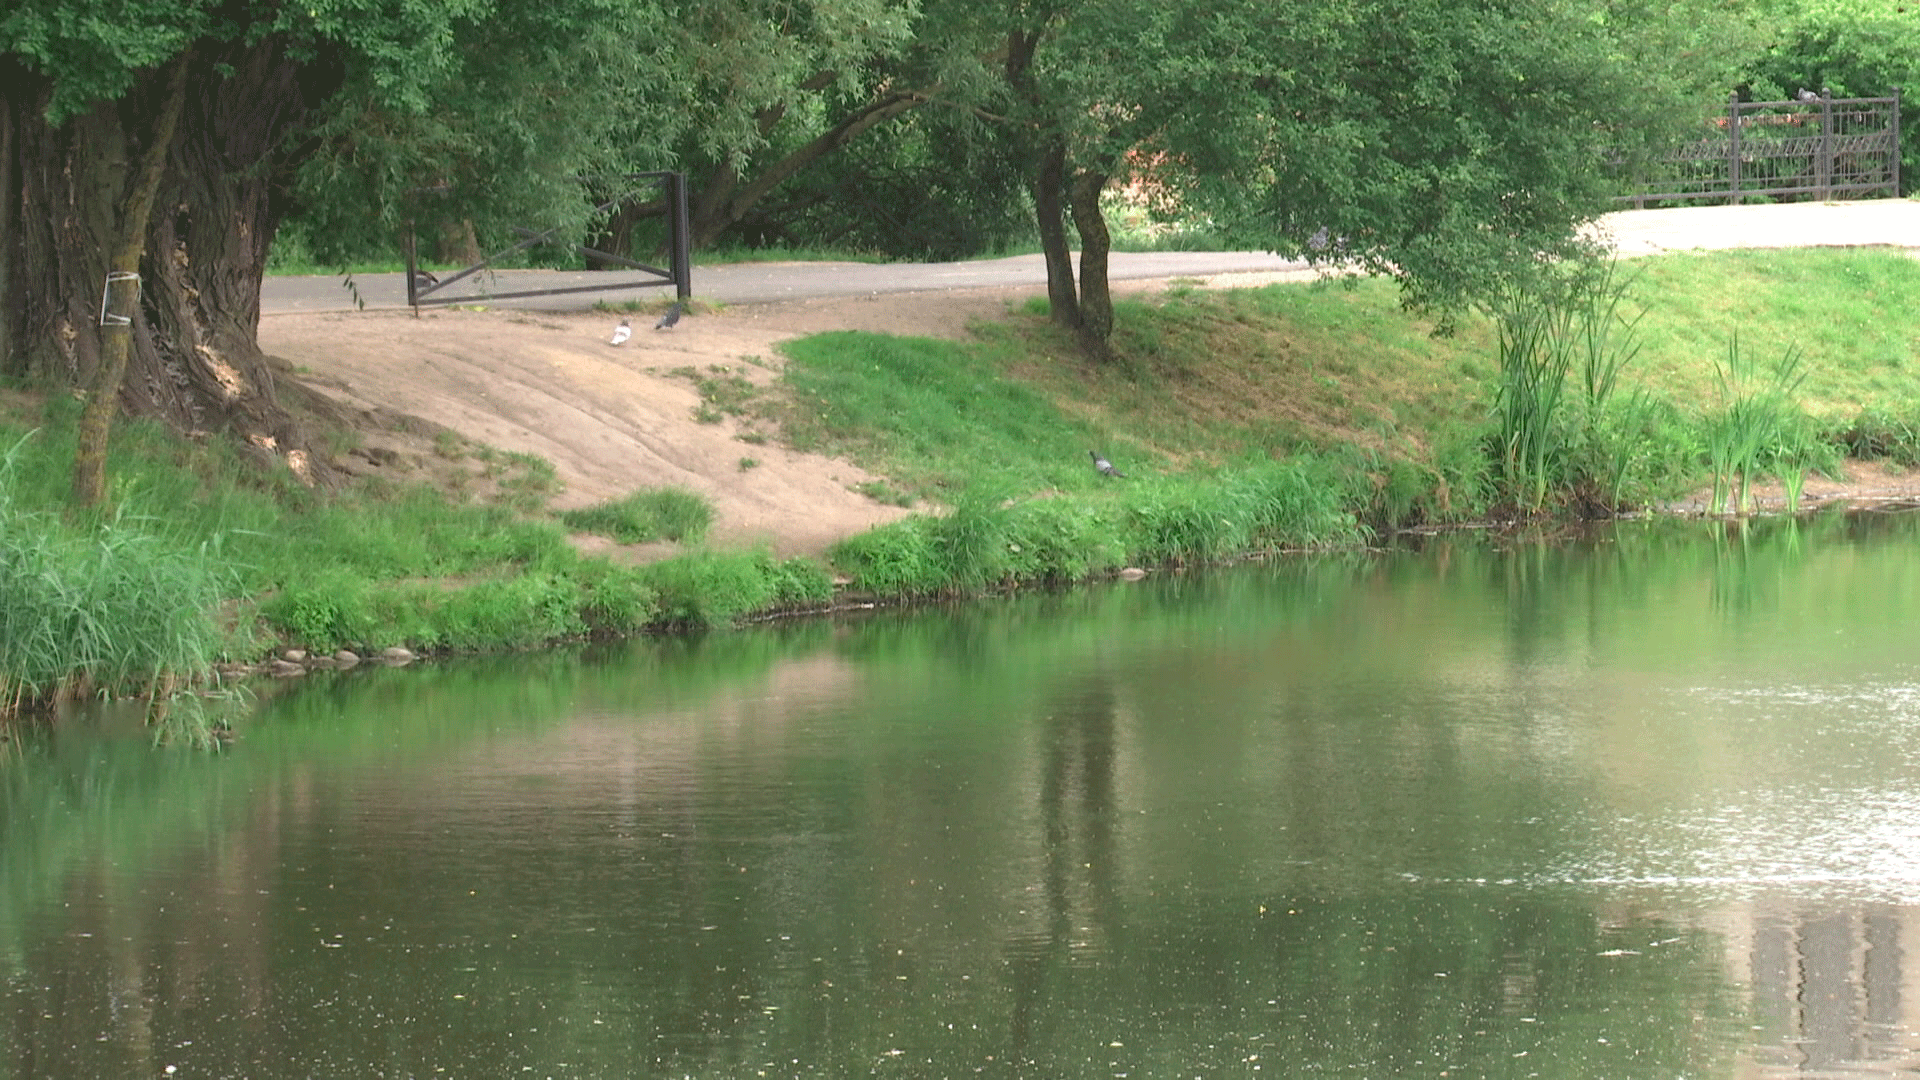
{"left": 1614, "top": 91, "right": 1901, "bottom": 207}
{"left": 404, "top": 172, "right": 691, "bottom": 310}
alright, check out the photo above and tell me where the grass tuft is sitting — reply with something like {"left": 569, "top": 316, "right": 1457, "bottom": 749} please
{"left": 559, "top": 487, "right": 715, "bottom": 544}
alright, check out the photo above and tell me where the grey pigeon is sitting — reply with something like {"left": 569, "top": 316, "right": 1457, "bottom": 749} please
{"left": 411, "top": 269, "right": 439, "bottom": 289}
{"left": 609, "top": 318, "right": 631, "bottom": 346}
{"left": 1796, "top": 88, "right": 1820, "bottom": 102}
{"left": 1091, "top": 450, "right": 1125, "bottom": 478}
{"left": 655, "top": 303, "right": 682, "bottom": 330}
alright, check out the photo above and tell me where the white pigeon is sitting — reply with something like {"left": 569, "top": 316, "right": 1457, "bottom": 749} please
{"left": 609, "top": 318, "right": 631, "bottom": 346}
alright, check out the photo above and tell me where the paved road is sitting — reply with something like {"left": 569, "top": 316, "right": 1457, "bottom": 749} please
{"left": 260, "top": 199, "right": 1920, "bottom": 315}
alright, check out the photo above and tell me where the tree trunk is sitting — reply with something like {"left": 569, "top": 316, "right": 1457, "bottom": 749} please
{"left": 0, "top": 71, "right": 15, "bottom": 373}
{"left": 2, "top": 41, "right": 348, "bottom": 485}
{"left": 1067, "top": 168, "right": 1114, "bottom": 361}
{"left": 73, "top": 56, "right": 191, "bottom": 508}
{"left": 433, "top": 219, "right": 482, "bottom": 267}
{"left": 1034, "top": 138, "right": 1081, "bottom": 330}
{"left": 1004, "top": 28, "right": 1078, "bottom": 329}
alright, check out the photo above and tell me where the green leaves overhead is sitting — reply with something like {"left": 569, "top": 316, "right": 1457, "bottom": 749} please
{"left": 2, "top": 0, "right": 497, "bottom": 122}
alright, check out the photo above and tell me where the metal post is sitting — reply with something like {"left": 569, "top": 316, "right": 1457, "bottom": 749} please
{"left": 669, "top": 172, "right": 692, "bottom": 301}
{"left": 404, "top": 223, "right": 419, "bottom": 312}
{"left": 1893, "top": 88, "right": 1904, "bottom": 197}
{"left": 1728, "top": 92, "right": 1742, "bottom": 204}
{"left": 1820, "top": 89, "right": 1834, "bottom": 200}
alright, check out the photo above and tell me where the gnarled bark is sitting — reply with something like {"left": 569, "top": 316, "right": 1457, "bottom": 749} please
{"left": 74, "top": 55, "right": 191, "bottom": 507}
{"left": 1, "top": 42, "right": 347, "bottom": 486}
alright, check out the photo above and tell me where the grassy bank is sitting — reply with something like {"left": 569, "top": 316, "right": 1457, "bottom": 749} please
{"left": 5, "top": 245, "right": 1920, "bottom": 719}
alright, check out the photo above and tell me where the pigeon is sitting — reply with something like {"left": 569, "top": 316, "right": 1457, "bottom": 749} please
{"left": 411, "top": 269, "right": 440, "bottom": 289}
{"left": 609, "top": 318, "right": 631, "bottom": 346}
{"left": 1796, "top": 88, "right": 1820, "bottom": 102}
{"left": 1090, "top": 450, "right": 1126, "bottom": 478}
{"left": 655, "top": 303, "right": 683, "bottom": 330}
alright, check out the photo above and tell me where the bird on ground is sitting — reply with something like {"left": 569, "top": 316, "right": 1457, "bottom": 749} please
{"left": 609, "top": 318, "right": 632, "bottom": 346}
{"left": 1091, "top": 450, "right": 1126, "bottom": 478}
{"left": 655, "top": 303, "right": 683, "bottom": 330}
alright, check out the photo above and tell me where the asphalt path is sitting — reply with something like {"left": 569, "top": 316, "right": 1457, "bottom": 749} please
{"left": 258, "top": 250, "right": 1314, "bottom": 314}
{"left": 260, "top": 199, "right": 1920, "bottom": 315}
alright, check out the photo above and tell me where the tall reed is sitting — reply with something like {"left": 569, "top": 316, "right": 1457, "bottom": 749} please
{"left": 1490, "top": 259, "right": 1643, "bottom": 514}
{"left": 1706, "top": 336, "right": 1807, "bottom": 515}
{"left": 0, "top": 436, "right": 229, "bottom": 716}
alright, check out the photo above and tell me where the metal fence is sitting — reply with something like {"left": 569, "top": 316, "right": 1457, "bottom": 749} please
{"left": 1615, "top": 91, "right": 1901, "bottom": 207}
{"left": 404, "top": 172, "right": 691, "bottom": 310}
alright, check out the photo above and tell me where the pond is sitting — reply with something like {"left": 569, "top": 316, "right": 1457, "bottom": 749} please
{"left": 6, "top": 512, "right": 1920, "bottom": 1078}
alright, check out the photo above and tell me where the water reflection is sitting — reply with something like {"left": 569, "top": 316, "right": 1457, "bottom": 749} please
{"left": 4, "top": 513, "right": 1920, "bottom": 1076}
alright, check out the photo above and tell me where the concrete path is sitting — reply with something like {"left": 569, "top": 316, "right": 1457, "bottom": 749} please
{"left": 1590, "top": 198, "right": 1920, "bottom": 255}
{"left": 260, "top": 198, "right": 1920, "bottom": 315}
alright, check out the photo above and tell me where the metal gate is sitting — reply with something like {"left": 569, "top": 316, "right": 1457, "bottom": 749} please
{"left": 403, "top": 171, "right": 692, "bottom": 309}
{"left": 1616, "top": 91, "right": 1901, "bottom": 207}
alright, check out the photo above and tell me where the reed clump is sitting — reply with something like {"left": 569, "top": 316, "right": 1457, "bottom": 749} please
{"left": 0, "top": 437, "right": 229, "bottom": 718}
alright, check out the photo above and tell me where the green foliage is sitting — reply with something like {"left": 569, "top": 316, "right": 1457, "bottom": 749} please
{"left": 828, "top": 521, "right": 947, "bottom": 597}
{"left": 637, "top": 550, "right": 787, "bottom": 630}
{"left": 559, "top": 488, "right": 715, "bottom": 545}
{"left": 573, "top": 562, "right": 662, "bottom": 636}
{"left": 830, "top": 458, "right": 1360, "bottom": 594}
{"left": 766, "top": 556, "right": 835, "bottom": 610}
{"left": 1739, "top": 1, "right": 1920, "bottom": 192}
{"left": 1832, "top": 407, "right": 1920, "bottom": 466}
{"left": 721, "top": 106, "right": 1034, "bottom": 260}
{"left": 1084, "top": 0, "right": 1677, "bottom": 313}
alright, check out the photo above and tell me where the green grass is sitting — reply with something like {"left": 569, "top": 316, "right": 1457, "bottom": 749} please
{"left": 559, "top": 487, "right": 715, "bottom": 544}
{"left": 777, "top": 331, "right": 1148, "bottom": 498}
{"left": 0, "top": 436, "right": 231, "bottom": 711}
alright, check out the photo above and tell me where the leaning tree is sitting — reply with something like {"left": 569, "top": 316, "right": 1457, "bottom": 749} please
{"left": 0, "top": 0, "right": 692, "bottom": 500}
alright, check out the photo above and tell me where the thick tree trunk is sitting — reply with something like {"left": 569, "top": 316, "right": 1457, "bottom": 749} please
{"left": 1, "top": 42, "right": 347, "bottom": 484}
{"left": 74, "top": 56, "right": 191, "bottom": 507}
{"left": 1067, "top": 168, "right": 1114, "bottom": 361}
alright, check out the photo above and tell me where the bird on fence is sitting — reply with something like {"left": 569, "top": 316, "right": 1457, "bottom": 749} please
{"left": 656, "top": 303, "right": 683, "bottom": 330}
{"left": 411, "top": 269, "right": 439, "bottom": 289}
{"left": 609, "top": 318, "right": 631, "bottom": 346}
{"left": 1090, "top": 450, "right": 1126, "bottom": 478}
{"left": 1796, "top": 88, "right": 1820, "bottom": 102}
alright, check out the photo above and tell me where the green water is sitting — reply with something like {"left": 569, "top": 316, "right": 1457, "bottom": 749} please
{"left": 6, "top": 514, "right": 1920, "bottom": 1078}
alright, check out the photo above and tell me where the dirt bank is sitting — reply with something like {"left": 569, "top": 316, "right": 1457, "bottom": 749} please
{"left": 261, "top": 273, "right": 1314, "bottom": 557}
